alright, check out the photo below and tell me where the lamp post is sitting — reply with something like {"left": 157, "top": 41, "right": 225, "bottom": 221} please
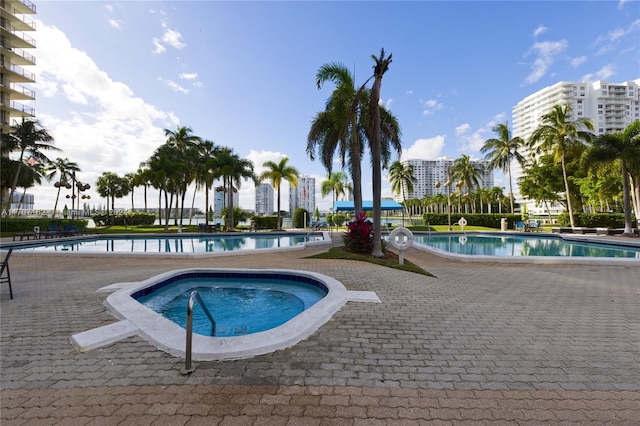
{"left": 65, "top": 172, "right": 91, "bottom": 220}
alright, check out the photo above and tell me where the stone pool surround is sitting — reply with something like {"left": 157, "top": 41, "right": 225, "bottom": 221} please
{"left": 71, "top": 268, "right": 380, "bottom": 361}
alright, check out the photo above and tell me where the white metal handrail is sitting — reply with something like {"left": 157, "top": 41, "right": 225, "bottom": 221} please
{"left": 180, "top": 290, "right": 216, "bottom": 375}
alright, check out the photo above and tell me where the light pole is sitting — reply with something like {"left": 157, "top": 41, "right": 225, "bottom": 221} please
{"left": 66, "top": 172, "right": 91, "bottom": 220}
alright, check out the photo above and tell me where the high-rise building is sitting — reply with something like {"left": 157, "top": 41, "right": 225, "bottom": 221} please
{"left": 512, "top": 79, "right": 640, "bottom": 215}
{"left": 255, "top": 183, "right": 274, "bottom": 216}
{"left": 395, "top": 157, "right": 494, "bottom": 203}
{"left": 513, "top": 79, "right": 640, "bottom": 143}
{"left": 1, "top": 0, "right": 37, "bottom": 206}
{"left": 289, "top": 175, "right": 315, "bottom": 215}
{"left": 214, "top": 189, "right": 239, "bottom": 217}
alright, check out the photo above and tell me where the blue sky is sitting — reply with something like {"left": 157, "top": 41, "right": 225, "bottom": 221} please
{"left": 27, "top": 0, "right": 639, "bottom": 213}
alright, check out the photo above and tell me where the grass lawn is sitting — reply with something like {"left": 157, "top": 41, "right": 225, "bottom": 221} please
{"left": 306, "top": 246, "right": 435, "bottom": 277}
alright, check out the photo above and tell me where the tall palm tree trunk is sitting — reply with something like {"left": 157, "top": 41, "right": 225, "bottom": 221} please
{"left": 621, "top": 163, "right": 633, "bottom": 236}
{"left": 560, "top": 156, "right": 576, "bottom": 228}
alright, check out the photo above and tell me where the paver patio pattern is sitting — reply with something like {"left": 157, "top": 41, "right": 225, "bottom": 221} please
{"left": 1, "top": 233, "right": 639, "bottom": 424}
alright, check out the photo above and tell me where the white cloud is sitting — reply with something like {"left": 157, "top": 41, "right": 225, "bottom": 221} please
{"left": 618, "top": 0, "right": 631, "bottom": 9}
{"left": 406, "top": 90, "right": 413, "bottom": 95}
{"left": 570, "top": 56, "right": 587, "bottom": 68}
{"left": 459, "top": 114, "right": 506, "bottom": 154}
{"left": 108, "top": 19, "right": 122, "bottom": 30}
{"left": 582, "top": 64, "right": 615, "bottom": 82}
{"left": 159, "top": 78, "right": 190, "bottom": 94}
{"left": 422, "top": 99, "right": 444, "bottom": 116}
{"left": 455, "top": 123, "right": 470, "bottom": 136}
{"left": 593, "top": 19, "right": 640, "bottom": 55}
{"left": 152, "top": 19, "right": 186, "bottom": 54}
{"left": 31, "top": 22, "right": 179, "bottom": 210}
{"left": 523, "top": 40, "right": 568, "bottom": 84}
{"left": 179, "top": 73, "right": 198, "bottom": 80}
{"left": 152, "top": 38, "right": 166, "bottom": 54}
{"left": 533, "top": 25, "right": 547, "bottom": 37}
{"left": 401, "top": 136, "right": 445, "bottom": 161}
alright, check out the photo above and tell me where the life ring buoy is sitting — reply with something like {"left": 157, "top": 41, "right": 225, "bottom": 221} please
{"left": 458, "top": 217, "right": 467, "bottom": 227}
{"left": 388, "top": 227, "right": 414, "bottom": 251}
{"left": 458, "top": 235, "right": 467, "bottom": 245}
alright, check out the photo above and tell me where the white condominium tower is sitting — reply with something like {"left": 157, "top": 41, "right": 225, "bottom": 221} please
{"left": 1, "top": 0, "right": 37, "bottom": 205}
{"left": 255, "top": 183, "right": 274, "bottom": 216}
{"left": 289, "top": 175, "right": 315, "bottom": 215}
{"left": 512, "top": 79, "right": 640, "bottom": 214}
{"left": 395, "top": 157, "right": 494, "bottom": 203}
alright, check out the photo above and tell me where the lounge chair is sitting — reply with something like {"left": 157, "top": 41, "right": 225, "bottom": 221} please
{"left": 1, "top": 249, "right": 13, "bottom": 299}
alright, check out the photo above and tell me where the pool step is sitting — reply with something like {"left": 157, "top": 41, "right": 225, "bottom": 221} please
{"left": 70, "top": 320, "right": 139, "bottom": 352}
{"left": 346, "top": 291, "right": 381, "bottom": 303}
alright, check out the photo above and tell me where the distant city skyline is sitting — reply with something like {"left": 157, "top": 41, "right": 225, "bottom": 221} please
{"left": 6, "top": 1, "right": 640, "bottom": 213}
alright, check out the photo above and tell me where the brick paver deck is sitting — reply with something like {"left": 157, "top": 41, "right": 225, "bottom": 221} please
{"left": 1, "top": 233, "right": 639, "bottom": 424}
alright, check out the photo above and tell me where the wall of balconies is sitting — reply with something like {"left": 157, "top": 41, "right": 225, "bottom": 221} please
{"left": 0, "top": 0, "right": 36, "bottom": 132}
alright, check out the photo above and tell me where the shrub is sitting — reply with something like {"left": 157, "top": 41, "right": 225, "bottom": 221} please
{"left": 333, "top": 214, "right": 347, "bottom": 227}
{"left": 343, "top": 212, "right": 373, "bottom": 254}
{"left": 292, "top": 208, "right": 309, "bottom": 228}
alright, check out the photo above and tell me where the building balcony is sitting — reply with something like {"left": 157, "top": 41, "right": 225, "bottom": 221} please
{"left": 0, "top": 24, "right": 36, "bottom": 49}
{"left": 0, "top": 5, "right": 36, "bottom": 31}
{"left": 0, "top": 42, "right": 35, "bottom": 66}
{"left": 1, "top": 100, "right": 35, "bottom": 117}
{"left": 1, "top": 63, "right": 35, "bottom": 83}
{"left": 5, "top": 0, "right": 36, "bottom": 14}
{"left": 0, "top": 80, "right": 35, "bottom": 100}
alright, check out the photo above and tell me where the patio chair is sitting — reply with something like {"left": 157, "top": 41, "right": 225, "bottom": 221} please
{"left": 1, "top": 249, "right": 13, "bottom": 299}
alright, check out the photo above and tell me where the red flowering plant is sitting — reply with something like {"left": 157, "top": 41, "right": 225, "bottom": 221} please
{"left": 343, "top": 212, "right": 374, "bottom": 254}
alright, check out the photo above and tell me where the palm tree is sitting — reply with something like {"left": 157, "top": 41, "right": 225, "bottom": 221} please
{"left": 369, "top": 48, "right": 393, "bottom": 258}
{"left": 308, "top": 63, "right": 364, "bottom": 213}
{"left": 388, "top": 161, "right": 416, "bottom": 225}
{"left": 212, "top": 148, "right": 255, "bottom": 231}
{"left": 529, "top": 104, "right": 595, "bottom": 228}
{"left": 321, "top": 171, "right": 351, "bottom": 209}
{"left": 481, "top": 121, "right": 526, "bottom": 213}
{"left": 259, "top": 157, "right": 299, "bottom": 230}
{"left": 1, "top": 118, "right": 59, "bottom": 212}
{"left": 95, "top": 172, "right": 129, "bottom": 223}
{"left": 582, "top": 121, "right": 640, "bottom": 236}
{"left": 193, "top": 140, "right": 219, "bottom": 227}
{"left": 124, "top": 172, "right": 137, "bottom": 210}
{"left": 163, "top": 126, "right": 201, "bottom": 225}
{"left": 308, "top": 62, "right": 401, "bottom": 217}
{"left": 46, "top": 157, "right": 80, "bottom": 218}
{"left": 450, "top": 155, "right": 483, "bottom": 214}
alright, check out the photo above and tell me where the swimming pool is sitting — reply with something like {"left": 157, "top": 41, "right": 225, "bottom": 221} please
{"left": 135, "top": 274, "right": 328, "bottom": 337}
{"left": 6, "top": 232, "right": 328, "bottom": 257}
{"left": 83, "top": 268, "right": 353, "bottom": 360}
{"left": 412, "top": 233, "right": 640, "bottom": 264}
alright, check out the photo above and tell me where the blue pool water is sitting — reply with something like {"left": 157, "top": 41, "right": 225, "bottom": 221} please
{"left": 135, "top": 276, "right": 327, "bottom": 336}
{"left": 10, "top": 233, "right": 324, "bottom": 254}
{"left": 413, "top": 234, "right": 640, "bottom": 258}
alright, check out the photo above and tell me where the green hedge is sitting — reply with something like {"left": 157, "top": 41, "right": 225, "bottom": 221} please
{"left": 292, "top": 208, "right": 309, "bottom": 228}
{"left": 250, "top": 215, "right": 281, "bottom": 230}
{"left": 1, "top": 218, "right": 89, "bottom": 233}
{"left": 422, "top": 213, "right": 522, "bottom": 229}
{"left": 556, "top": 213, "right": 635, "bottom": 228}
{"left": 91, "top": 212, "right": 156, "bottom": 226}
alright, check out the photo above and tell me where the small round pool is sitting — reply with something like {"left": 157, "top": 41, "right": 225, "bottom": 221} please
{"left": 103, "top": 268, "right": 348, "bottom": 360}
{"left": 134, "top": 274, "right": 328, "bottom": 337}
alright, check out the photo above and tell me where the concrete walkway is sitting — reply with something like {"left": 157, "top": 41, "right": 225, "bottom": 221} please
{"left": 1, "top": 233, "right": 639, "bottom": 424}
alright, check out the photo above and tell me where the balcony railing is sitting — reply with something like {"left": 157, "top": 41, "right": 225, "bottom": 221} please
{"left": 0, "top": 40, "right": 36, "bottom": 64}
{"left": 6, "top": 63, "right": 35, "bottom": 81}
{"left": 9, "top": 100, "right": 34, "bottom": 116}
{"left": 0, "top": 22, "right": 36, "bottom": 47}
